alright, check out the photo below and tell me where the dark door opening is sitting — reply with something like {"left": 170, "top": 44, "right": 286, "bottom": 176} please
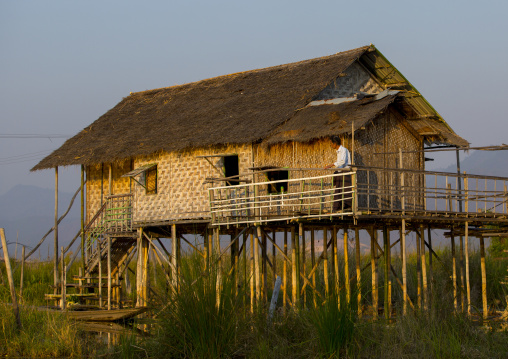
{"left": 224, "top": 155, "right": 239, "bottom": 186}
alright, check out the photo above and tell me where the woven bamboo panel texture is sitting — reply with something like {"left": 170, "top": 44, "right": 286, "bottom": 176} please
{"left": 316, "top": 62, "right": 383, "bottom": 100}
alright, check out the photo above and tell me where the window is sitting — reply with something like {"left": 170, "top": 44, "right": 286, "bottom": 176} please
{"left": 145, "top": 165, "right": 157, "bottom": 194}
{"left": 267, "top": 170, "right": 288, "bottom": 194}
{"left": 121, "top": 163, "right": 158, "bottom": 194}
{"left": 223, "top": 155, "right": 239, "bottom": 186}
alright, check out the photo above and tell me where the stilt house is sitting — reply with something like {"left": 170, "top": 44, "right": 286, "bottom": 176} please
{"left": 33, "top": 45, "right": 507, "bottom": 318}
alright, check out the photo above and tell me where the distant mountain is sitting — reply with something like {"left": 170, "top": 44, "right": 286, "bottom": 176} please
{"left": 0, "top": 185, "right": 80, "bottom": 257}
{"left": 436, "top": 149, "right": 508, "bottom": 177}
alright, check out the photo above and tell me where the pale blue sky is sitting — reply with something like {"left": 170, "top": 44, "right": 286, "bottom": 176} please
{"left": 1, "top": 0, "right": 507, "bottom": 194}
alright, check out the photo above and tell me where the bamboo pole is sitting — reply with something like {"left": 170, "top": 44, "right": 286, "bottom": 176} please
{"left": 333, "top": 226, "right": 340, "bottom": 304}
{"left": 344, "top": 228, "right": 350, "bottom": 304}
{"left": 235, "top": 232, "right": 240, "bottom": 297}
{"left": 421, "top": 226, "right": 428, "bottom": 311}
{"left": 262, "top": 230, "right": 267, "bottom": 302}
{"left": 451, "top": 233, "right": 458, "bottom": 311}
{"left": 370, "top": 228, "right": 377, "bottom": 317}
{"left": 243, "top": 231, "right": 247, "bottom": 308}
{"left": 291, "top": 226, "right": 297, "bottom": 305}
{"left": 480, "top": 236, "right": 488, "bottom": 320}
{"left": 311, "top": 228, "right": 317, "bottom": 308}
{"left": 99, "top": 240, "right": 103, "bottom": 308}
{"left": 20, "top": 246, "right": 25, "bottom": 300}
{"left": 54, "top": 167, "right": 59, "bottom": 297}
{"left": 61, "top": 247, "right": 66, "bottom": 310}
{"left": 272, "top": 230, "right": 276, "bottom": 282}
{"left": 107, "top": 236, "right": 112, "bottom": 310}
{"left": 1, "top": 228, "right": 22, "bottom": 329}
{"left": 465, "top": 222, "right": 471, "bottom": 316}
{"left": 296, "top": 224, "right": 302, "bottom": 306}
{"left": 283, "top": 228, "right": 287, "bottom": 311}
{"left": 300, "top": 226, "right": 306, "bottom": 307}
{"left": 216, "top": 227, "right": 222, "bottom": 305}
{"left": 383, "top": 226, "right": 389, "bottom": 319}
{"left": 416, "top": 228, "right": 422, "bottom": 309}
{"left": 355, "top": 228, "right": 361, "bottom": 315}
{"left": 459, "top": 235, "right": 465, "bottom": 312}
{"left": 81, "top": 165, "right": 85, "bottom": 272}
{"left": 323, "top": 228, "right": 329, "bottom": 297}
{"left": 401, "top": 220, "right": 407, "bottom": 315}
{"left": 464, "top": 174, "right": 471, "bottom": 316}
{"left": 171, "top": 224, "right": 177, "bottom": 289}
{"left": 427, "top": 225, "right": 433, "bottom": 303}
{"left": 250, "top": 231, "right": 255, "bottom": 312}
{"left": 255, "top": 226, "right": 261, "bottom": 304}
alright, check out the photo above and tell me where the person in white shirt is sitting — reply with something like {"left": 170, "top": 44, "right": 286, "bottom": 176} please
{"left": 324, "top": 136, "right": 352, "bottom": 211}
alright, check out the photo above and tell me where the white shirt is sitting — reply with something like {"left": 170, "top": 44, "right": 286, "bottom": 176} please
{"left": 334, "top": 145, "right": 351, "bottom": 169}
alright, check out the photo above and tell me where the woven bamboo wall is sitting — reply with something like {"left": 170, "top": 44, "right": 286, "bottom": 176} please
{"left": 132, "top": 144, "right": 253, "bottom": 222}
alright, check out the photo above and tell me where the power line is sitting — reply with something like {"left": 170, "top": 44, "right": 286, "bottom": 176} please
{"left": 0, "top": 134, "right": 71, "bottom": 139}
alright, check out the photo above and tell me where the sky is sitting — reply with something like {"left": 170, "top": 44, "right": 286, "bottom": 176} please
{"left": 1, "top": 0, "right": 508, "bottom": 196}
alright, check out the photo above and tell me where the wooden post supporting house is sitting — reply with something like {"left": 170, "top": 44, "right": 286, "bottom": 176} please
{"left": 81, "top": 165, "right": 85, "bottom": 271}
{"left": 171, "top": 224, "right": 177, "bottom": 290}
{"left": 383, "top": 226, "right": 390, "bottom": 319}
{"left": 54, "top": 167, "right": 59, "bottom": 297}
{"left": 370, "top": 228, "right": 378, "bottom": 317}
{"left": 323, "top": 228, "right": 329, "bottom": 297}
{"left": 480, "top": 235, "right": 488, "bottom": 320}
{"left": 401, "top": 220, "right": 407, "bottom": 315}
{"left": 420, "top": 225, "right": 428, "bottom": 311}
{"left": 283, "top": 228, "right": 288, "bottom": 311}
{"left": 355, "top": 227, "right": 361, "bottom": 315}
{"left": 311, "top": 228, "right": 317, "bottom": 308}
{"left": 250, "top": 231, "right": 255, "bottom": 312}
{"left": 344, "top": 227, "right": 350, "bottom": 304}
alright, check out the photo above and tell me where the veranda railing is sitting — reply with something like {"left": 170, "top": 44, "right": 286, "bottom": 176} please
{"left": 209, "top": 167, "right": 508, "bottom": 225}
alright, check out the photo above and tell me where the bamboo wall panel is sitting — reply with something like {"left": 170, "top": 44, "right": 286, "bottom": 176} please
{"left": 316, "top": 62, "right": 383, "bottom": 100}
{"left": 133, "top": 144, "right": 252, "bottom": 222}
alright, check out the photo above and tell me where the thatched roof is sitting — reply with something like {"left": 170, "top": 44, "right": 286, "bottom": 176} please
{"left": 33, "top": 45, "right": 467, "bottom": 171}
{"left": 263, "top": 94, "right": 399, "bottom": 145}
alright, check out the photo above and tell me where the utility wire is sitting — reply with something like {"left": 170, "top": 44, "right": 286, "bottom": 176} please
{"left": 0, "top": 134, "right": 71, "bottom": 139}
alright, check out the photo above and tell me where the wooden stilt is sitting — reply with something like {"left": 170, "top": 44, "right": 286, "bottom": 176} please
{"left": 420, "top": 226, "right": 428, "bottom": 311}
{"left": 250, "top": 230, "right": 255, "bottom": 312}
{"left": 300, "top": 226, "right": 306, "bottom": 307}
{"left": 383, "top": 226, "right": 389, "bottom": 319}
{"left": 215, "top": 227, "right": 222, "bottom": 306}
{"left": 464, "top": 222, "right": 471, "bottom": 316}
{"left": 272, "top": 230, "right": 276, "bottom": 283}
{"left": 416, "top": 228, "right": 422, "bottom": 310}
{"left": 296, "top": 224, "right": 302, "bottom": 306}
{"left": 171, "top": 224, "right": 177, "bottom": 290}
{"left": 0, "top": 228, "right": 21, "bottom": 329}
{"left": 355, "top": 228, "right": 361, "bottom": 315}
{"left": 235, "top": 231, "right": 240, "bottom": 297}
{"left": 61, "top": 247, "right": 66, "bottom": 310}
{"left": 427, "top": 226, "right": 433, "bottom": 302}
{"left": 291, "top": 226, "right": 297, "bottom": 305}
{"left": 20, "top": 246, "right": 25, "bottom": 300}
{"left": 116, "top": 271, "right": 121, "bottom": 309}
{"left": 261, "top": 230, "right": 267, "bottom": 302}
{"left": 451, "top": 233, "right": 458, "bottom": 311}
{"left": 331, "top": 226, "right": 337, "bottom": 295}
{"left": 459, "top": 235, "right": 465, "bottom": 312}
{"left": 107, "top": 236, "right": 111, "bottom": 310}
{"left": 283, "top": 228, "right": 288, "bottom": 311}
{"left": 99, "top": 241, "right": 103, "bottom": 308}
{"left": 81, "top": 165, "right": 85, "bottom": 273}
{"left": 333, "top": 226, "right": 340, "bottom": 304}
{"left": 311, "top": 228, "right": 317, "bottom": 308}
{"left": 243, "top": 231, "right": 247, "bottom": 307}
{"left": 78, "top": 267, "right": 83, "bottom": 296}
{"left": 54, "top": 167, "right": 59, "bottom": 298}
{"left": 401, "top": 220, "right": 407, "bottom": 315}
{"left": 370, "top": 228, "right": 378, "bottom": 317}
{"left": 255, "top": 226, "right": 261, "bottom": 304}
{"left": 480, "top": 236, "right": 488, "bottom": 320}
{"left": 344, "top": 227, "right": 350, "bottom": 305}
{"left": 323, "top": 228, "right": 329, "bottom": 297}
{"left": 204, "top": 230, "right": 209, "bottom": 271}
